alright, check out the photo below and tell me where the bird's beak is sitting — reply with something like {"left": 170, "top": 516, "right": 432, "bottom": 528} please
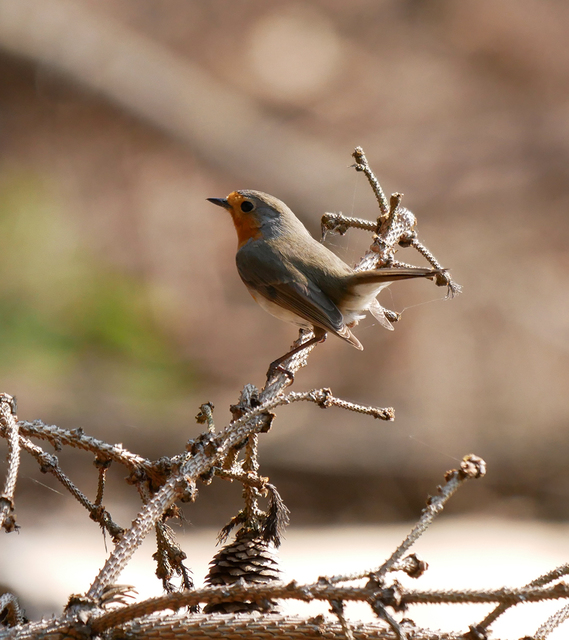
{"left": 207, "top": 197, "right": 231, "bottom": 210}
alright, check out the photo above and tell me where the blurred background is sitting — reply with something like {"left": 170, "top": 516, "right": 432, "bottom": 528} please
{"left": 1, "top": 0, "right": 569, "bottom": 627}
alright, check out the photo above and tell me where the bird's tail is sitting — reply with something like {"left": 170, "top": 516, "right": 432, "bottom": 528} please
{"left": 336, "top": 324, "right": 363, "bottom": 350}
{"left": 339, "top": 266, "right": 438, "bottom": 334}
{"left": 348, "top": 266, "right": 437, "bottom": 285}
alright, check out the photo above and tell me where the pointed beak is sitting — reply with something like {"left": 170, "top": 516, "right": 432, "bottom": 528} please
{"left": 207, "top": 197, "right": 231, "bottom": 210}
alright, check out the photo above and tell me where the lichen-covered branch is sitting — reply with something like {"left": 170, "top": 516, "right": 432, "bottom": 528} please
{"left": 0, "top": 394, "right": 20, "bottom": 532}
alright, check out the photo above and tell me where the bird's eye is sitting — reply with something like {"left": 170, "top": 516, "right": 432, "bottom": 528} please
{"left": 240, "top": 201, "right": 254, "bottom": 213}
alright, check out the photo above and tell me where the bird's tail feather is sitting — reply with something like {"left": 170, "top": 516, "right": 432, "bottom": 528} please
{"left": 349, "top": 267, "right": 437, "bottom": 284}
{"left": 336, "top": 325, "right": 363, "bottom": 350}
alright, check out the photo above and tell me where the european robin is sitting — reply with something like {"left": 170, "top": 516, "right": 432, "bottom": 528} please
{"left": 208, "top": 190, "right": 437, "bottom": 376}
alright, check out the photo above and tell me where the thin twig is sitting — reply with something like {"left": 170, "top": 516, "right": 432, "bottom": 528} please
{"left": 284, "top": 389, "right": 394, "bottom": 421}
{"left": 85, "top": 459, "right": 192, "bottom": 603}
{"left": 261, "top": 330, "right": 320, "bottom": 390}
{"left": 321, "top": 212, "right": 376, "bottom": 239}
{"left": 15, "top": 420, "right": 157, "bottom": 480}
{"left": 324, "top": 148, "right": 462, "bottom": 299}
{"left": 370, "top": 597, "right": 408, "bottom": 640}
{"left": 0, "top": 394, "right": 20, "bottom": 532}
{"left": 534, "top": 601, "right": 569, "bottom": 639}
{"left": 216, "top": 469, "right": 268, "bottom": 490}
{"left": 371, "top": 455, "right": 485, "bottom": 580}
{"left": 19, "top": 433, "right": 124, "bottom": 542}
{"left": 330, "top": 600, "right": 356, "bottom": 640}
{"left": 471, "top": 562, "right": 569, "bottom": 634}
{"left": 352, "top": 146, "right": 390, "bottom": 216}
{"left": 329, "top": 455, "right": 486, "bottom": 584}
{"left": 94, "top": 457, "right": 111, "bottom": 507}
{"left": 532, "top": 564, "right": 569, "bottom": 588}
{"left": 410, "top": 239, "right": 462, "bottom": 297}
{"left": 242, "top": 434, "right": 262, "bottom": 527}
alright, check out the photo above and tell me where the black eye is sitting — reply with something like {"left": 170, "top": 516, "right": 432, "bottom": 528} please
{"left": 240, "top": 201, "right": 254, "bottom": 213}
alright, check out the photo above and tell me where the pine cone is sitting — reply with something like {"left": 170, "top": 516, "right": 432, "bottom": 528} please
{"left": 204, "top": 529, "right": 280, "bottom": 613}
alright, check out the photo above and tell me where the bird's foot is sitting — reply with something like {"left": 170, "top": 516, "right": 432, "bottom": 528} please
{"left": 266, "top": 362, "right": 294, "bottom": 383}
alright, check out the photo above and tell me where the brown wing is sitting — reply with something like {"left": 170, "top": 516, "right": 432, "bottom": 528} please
{"left": 236, "top": 243, "right": 362, "bottom": 348}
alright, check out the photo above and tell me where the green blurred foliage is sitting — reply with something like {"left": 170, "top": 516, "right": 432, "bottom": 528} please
{"left": 0, "top": 173, "right": 195, "bottom": 413}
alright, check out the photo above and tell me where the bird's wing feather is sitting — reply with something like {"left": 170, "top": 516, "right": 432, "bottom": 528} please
{"left": 236, "top": 243, "right": 361, "bottom": 346}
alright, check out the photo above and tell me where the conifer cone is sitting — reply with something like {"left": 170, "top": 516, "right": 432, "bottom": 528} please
{"left": 204, "top": 529, "right": 280, "bottom": 613}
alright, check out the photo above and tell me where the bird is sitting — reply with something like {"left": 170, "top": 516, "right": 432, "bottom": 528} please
{"left": 208, "top": 190, "right": 437, "bottom": 377}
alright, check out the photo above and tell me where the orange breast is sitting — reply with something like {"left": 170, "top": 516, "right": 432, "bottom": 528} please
{"left": 226, "top": 191, "right": 263, "bottom": 248}
{"left": 232, "top": 211, "right": 262, "bottom": 248}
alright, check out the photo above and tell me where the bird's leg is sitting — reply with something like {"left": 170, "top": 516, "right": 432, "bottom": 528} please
{"left": 266, "top": 329, "right": 327, "bottom": 381}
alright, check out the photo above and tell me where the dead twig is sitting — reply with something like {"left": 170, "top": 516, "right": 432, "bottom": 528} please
{"left": 19, "top": 433, "right": 124, "bottom": 542}
{"left": 89, "top": 574, "right": 569, "bottom": 635}
{"left": 469, "top": 562, "right": 569, "bottom": 637}
{"left": 0, "top": 394, "right": 20, "bottom": 532}
{"left": 15, "top": 420, "right": 157, "bottom": 481}
{"left": 329, "top": 455, "right": 486, "bottom": 584}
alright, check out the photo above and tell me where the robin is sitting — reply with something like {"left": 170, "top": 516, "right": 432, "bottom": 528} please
{"left": 208, "top": 190, "right": 437, "bottom": 377}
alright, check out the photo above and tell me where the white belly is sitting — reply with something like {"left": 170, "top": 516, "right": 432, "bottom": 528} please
{"left": 248, "top": 288, "right": 311, "bottom": 328}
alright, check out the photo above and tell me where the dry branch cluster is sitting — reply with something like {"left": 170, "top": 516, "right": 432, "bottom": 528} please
{"left": 1, "top": 150, "right": 567, "bottom": 640}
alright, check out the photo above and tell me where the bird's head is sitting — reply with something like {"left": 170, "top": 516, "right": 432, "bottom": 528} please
{"left": 207, "top": 190, "right": 298, "bottom": 248}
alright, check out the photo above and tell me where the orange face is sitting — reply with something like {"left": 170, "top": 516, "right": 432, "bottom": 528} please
{"left": 225, "top": 191, "right": 263, "bottom": 248}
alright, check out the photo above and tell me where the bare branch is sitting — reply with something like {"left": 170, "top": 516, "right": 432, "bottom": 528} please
{"left": 0, "top": 394, "right": 20, "bottom": 532}
{"left": 94, "top": 457, "right": 112, "bottom": 508}
{"left": 89, "top": 577, "right": 569, "bottom": 635}
{"left": 284, "top": 388, "right": 395, "bottom": 420}
{"left": 329, "top": 455, "right": 486, "bottom": 584}
{"left": 16, "top": 420, "right": 157, "bottom": 480}
{"left": 2, "top": 612, "right": 456, "bottom": 640}
{"left": 19, "top": 434, "right": 124, "bottom": 542}
{"left": 370, "top": 454, "right": 486, "bottom": 581}
{"left": 470, "top": 562, "right": 569, "bottom": 635}
{"left": 321, "top": 212, "right": 376, "bottom": 239}
{"left": 330, "top": 599, "right": 356, "bottom": 640}
{"left": 352, "top": 146, "right": 390, "bottom": 216}
{"left": 534, "top": 602, "right": 569, "bottom": 639}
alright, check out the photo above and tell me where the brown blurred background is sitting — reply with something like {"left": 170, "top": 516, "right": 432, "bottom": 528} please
{"left": 1, "top": 0, "right": 568, "bottom": 529}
